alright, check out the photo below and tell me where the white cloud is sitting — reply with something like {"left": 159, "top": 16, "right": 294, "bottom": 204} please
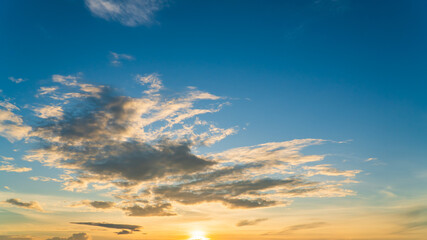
{"left": 85, "top": 0, "right": 166, "bottom": 26}
{"left": 365, "top": 157, "right": 377, "bottom": 162}
{"left": 34, "top": 105, "right": 63, "bottom": 119}
{"left": 0, "top": 164, "right": 32, "bottom": 173}
{"left": 303, "top": 164, "right": 361, "bottom": 177}
{"left": 8, "top": 77, "right": 25, "bottom": 84}
{"left": 110, "top": 51, "right": 134, "bottom": 66}
{"left": 29, "top": 176, "right": 62, "bottom": 182}
{"left": 1, "top": 156, "right": 14, "bottom": 161}
{"left": 136, "top": 73, "right": 163, "bottom": 94}
{"left": 0, "top": 101, "right": 31, "bottom": 142}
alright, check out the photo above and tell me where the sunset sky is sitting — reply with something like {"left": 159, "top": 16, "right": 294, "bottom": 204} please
{"left": 1, "top": 1, "right": 427, "bottom": 240}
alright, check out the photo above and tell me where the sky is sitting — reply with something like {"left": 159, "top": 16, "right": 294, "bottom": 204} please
{"left": 1, "top": 0, "right": 427, "bottom": 239}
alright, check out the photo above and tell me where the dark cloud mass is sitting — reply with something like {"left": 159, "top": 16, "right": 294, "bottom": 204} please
{"left": 5, "top": 198, "right": 43, "bottom": 211}
{"left": 123, "top": 203, "right": 176, "bottom": 216}
{"left": 89, "top": 201, "right": 114, "bottom": 209}
{"left": 71, "top": 222, "right": 141, "bottom": 232}
{"left": 116, "top": 230, "right": 132, "bottom": 235}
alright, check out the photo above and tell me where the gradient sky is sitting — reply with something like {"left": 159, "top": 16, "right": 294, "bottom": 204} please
{"left": 1, "top": 1, "right": 427, "bottom": 240}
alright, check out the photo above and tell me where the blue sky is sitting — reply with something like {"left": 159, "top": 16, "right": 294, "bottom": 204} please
{"left": 1, "top": 1, "right": 427, "bottom": 240}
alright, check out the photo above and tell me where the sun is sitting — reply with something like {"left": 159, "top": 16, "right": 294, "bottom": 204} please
{"left": 189, "top": 230, "right": 209, "bottom": 240}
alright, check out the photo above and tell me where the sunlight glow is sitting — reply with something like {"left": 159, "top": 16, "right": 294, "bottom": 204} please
{"left": 189, "top": 230, "right": 209, "bottom": 240}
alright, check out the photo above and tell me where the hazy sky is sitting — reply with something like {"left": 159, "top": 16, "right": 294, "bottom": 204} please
{"left": 1, "top": 1, "right": 427, "bottom": 240}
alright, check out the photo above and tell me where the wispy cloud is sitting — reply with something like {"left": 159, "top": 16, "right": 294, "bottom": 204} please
{"left": 0, "top": 236, "right": 32, "bottom": 240}
{"left": 29, "top": 176, "right": 61, "bottom": 182}
{"left": 0, "top": 164, "right": 31, "bottom": 173}
{"left": 303, "top": 164, "right": 361, "bottom": 177}
{"left": 136, "top": 73, "right": 163, "bottom": 94}
{"left": 1, "top": 156, "right": 14, "bottom": 161}
{"left": 4, "top": 198, "right": 43, "bottom": 211}
{"left": 85, "top": 0, "right": 167, "bottom": 26}
{"left": 264, "top": 222, "right": 328, "bottom": 235}
{"left": 110, "top": 51, "right": 134, "bottom": 66}
{"left": 394, "top": 206, "right": 427, "bottom": 234}
{"left": 8, "top": 77, "right": 25, "bottom": 84}
{"left": 71, "top": 222, "right": 141, "bottom": 234}
{"left": 365, "top": 157, "right": 377, "bottom": 162}
{"left": 236, "top": 218, "right": 268, "bottom": 227}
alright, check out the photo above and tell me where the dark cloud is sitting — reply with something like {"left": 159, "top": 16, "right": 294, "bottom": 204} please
{"left": 5, "top": 199, "right": 43, "bottom": 211}
{"left": 88, "top": 201, "right": 115, "bottom": 209}
{"left": 123, "top": 203, "right": 176, "bottom": 217}
{"left": 31, "top": 88, "right": 215, "bottom": 183}
{"left": 153, "top": 178, "right": 305, "bottom": 208}
{"left": 70, "top": 222, "right": 141, "bottom": 232}
{"left": 116, "top": 230, "right": 132, "bottom": 235}
{"left": 236, "top": 218, "right": 268, "bottom": 227}
{"left": 46, "top": 233, "right": 90, "bottom": 240}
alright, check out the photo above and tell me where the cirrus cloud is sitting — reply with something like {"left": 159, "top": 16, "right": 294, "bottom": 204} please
{"left": 85, "top": 0, "right": 167, "bottom": 26}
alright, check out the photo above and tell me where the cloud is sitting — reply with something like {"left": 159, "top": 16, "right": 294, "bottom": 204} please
{"left": 1, "top": 156, "right": 14, "bottom": 161}
{"left": 46, "top": 233, "right": 90, "bottom": 240}
{"left": 4, "top": 186, "right": 11, "bottom": 190}
{"left": 29, "top": 176, "right": 61, "bottom": 182}
{"left": 72, "top": 200, "right": 115, "bottom": 209}
{"left": 110, "top": 52, "right": 134, "bottom": 66}
{"left": 365, "top": 157, "right": 377, "bottom": 162}
{"left": 4, "top": 198, "right": 43, "bottom": 211}
{"left": 85, "top": 0, "right": 166, "bottom": 26}
{"left": 0, "top": 236, "right": 31, "bottom": 240}
{"left": 37, "top": 87, "right": 58, "bottom": 97}
{"left": 8, "top": 77, "right": 25, "bottom": 84}
{"left": 33, "top": 105, "right": 63, "bottom": 119}
{"left": 136, "top": 73, "right": 163, "bottom": 94}
{"left": 122, "top": 203, "right": 176, "bottom": 216}
{"left": 0, "top": 100, "right": 31, "bottom": 142}
{"left": 20, "top": 74, "right": 358, "bottom": 216}
{"left": 0, "top": 164, "right": 31, "bottom": 173}
{"left": 236, "top": 218, "right": 268, "bottom": 227}
{"left": 116, "top": 230, "right": 132, "bottom": 235}
{"left": 265, "top": 222, "right": 328, "bottom": 235}
{"left": 303, "top": 164, "right": 361, "bottom": 177}
{"left": 394, "top": 206, "right": 427, "bottom": 233}
{"left": 71, "top": 222, "right": 141, "bottom": 234}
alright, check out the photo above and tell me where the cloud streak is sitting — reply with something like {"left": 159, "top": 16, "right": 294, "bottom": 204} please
{"left": 85, "top": 0, "right": 166, "bottom": 26}
{"left": 71, "top": 222, "right": 141, "bottom": 234}
{"left": 264, "top": 222, "right": 328, "bottom": 235}
{"left": 236, "top": 218, "right": 268, "bottom": 227}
